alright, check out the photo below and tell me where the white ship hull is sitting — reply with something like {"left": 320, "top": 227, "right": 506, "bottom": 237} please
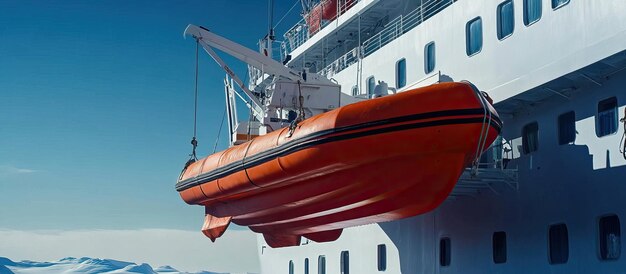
{"left": 256, "top": 0, "right": 626, "bottom": 273}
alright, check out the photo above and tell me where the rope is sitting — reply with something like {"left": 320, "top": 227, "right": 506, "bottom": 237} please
{"left": 471, "top": 88, "right": 492, "bottom": 176}
{"left": 190, "top": 39, "right": 200, "bottom": 161}
{"left": 213, "top": 108, "right": 227, "bottom": 154}
{"left": 274, "top": 0, "right": 301, "bottom": 29}
{"left": 619, "top": 109, "right": 626, "bottom": 160}
{"left": 180, "top": 39, "right": 201, "bottom": 179}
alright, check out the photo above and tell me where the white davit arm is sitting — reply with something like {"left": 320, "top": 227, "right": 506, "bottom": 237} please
{"left": 184, "top": 24, "right": 302, "bottom": 82}
{"left": 199, "top": 44, "right": 265, "bottom": 120}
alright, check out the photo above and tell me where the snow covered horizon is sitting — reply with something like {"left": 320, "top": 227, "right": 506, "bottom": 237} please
{"left": 0, "top": 229, "right": 259, "bottom": 273}
{"left": 0, "top": 256, "right": 257, "bottom": 274}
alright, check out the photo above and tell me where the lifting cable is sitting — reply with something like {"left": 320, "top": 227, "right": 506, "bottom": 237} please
{"left": 180, "top": 39, "right": 201, "bottom": 179}
{"left": 212, "top": 108, "right": 227, "bottom": 154}
{"left": 619, "top": 109, "right": 626, "bottom": 160}
{"left": 274, "top": 0, "right": 301, "bottom": 29}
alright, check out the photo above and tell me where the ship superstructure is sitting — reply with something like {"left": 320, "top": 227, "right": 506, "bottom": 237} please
{"left": 253, "top": 0, "right": 626, "bottom": 273}
{"left": 182, "top": 0, "right": 626, "bottom": 273}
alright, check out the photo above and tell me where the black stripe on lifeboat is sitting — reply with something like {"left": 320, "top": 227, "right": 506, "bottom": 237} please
{"left": 176, "top": 108, "right": 502, "bottom": 192}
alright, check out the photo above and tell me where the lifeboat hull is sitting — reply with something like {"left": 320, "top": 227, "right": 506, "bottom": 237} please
{"left": 176, "top": 82, "right": 502, "bottom": 247}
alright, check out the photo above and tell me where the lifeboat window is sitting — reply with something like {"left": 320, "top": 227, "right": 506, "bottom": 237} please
{"left": 424, "top": 42, "right": 436, "bottom": 74}
{"left": 440, "top": 237, "right": 451, "bottom": 266}
{"left": 522, "top": 122, "right": 539, "bottom": 154}
{"left": 377, "top": 244, "right": 387, "bottom": 271}
{"left": 523, "top": 0, "right": 542, "bottom": 26}
{"left": 599, "top": 214, "right": 621, "bottom": 260}
{"left": 558, "top": 111, "right": 576, "bottom": 145}
{"left": 552, "top": 0, "right": 569, "bottom": 10}
{"left": 466, "top": 17, "right": 483, "bottom": 56}
{"left": 396, "top": 58, "right": 406, "bottom": 89}
{"left": 367, "top": 76, "right": 376, "bottom": 98}
{"left": 548, "top": 223, "right": 569, "bottom": 264}
{"left": 340, "top": 251, "right": 349, "bottom": 274}
{"left": 351, "top": 85, "right": 359, "bottom": 96}
{"left": 318, "top": 255, "right": 326, "bottom": 274}
{"left": 289, "top": 260, "right": 294, "bottom": 274}
{"left": 596, "top": 97, "right": 618, "bottom": 137}
{"left": 304, "top": 258, "right": 310, "bottom": 274}
{"left": 497, "top": 0, "right": 515, "bottom": 40}
{"left": 493, "top": 231, "right": 507, "bottom": 264}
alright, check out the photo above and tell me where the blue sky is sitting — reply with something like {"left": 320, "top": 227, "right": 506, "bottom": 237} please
{"left": 0, "top": 0, "right": 299, "bottom": 232}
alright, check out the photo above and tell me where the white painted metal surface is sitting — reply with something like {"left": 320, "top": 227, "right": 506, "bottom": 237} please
{"left": 224, "top": 0, "right": 626, "bottom": 273}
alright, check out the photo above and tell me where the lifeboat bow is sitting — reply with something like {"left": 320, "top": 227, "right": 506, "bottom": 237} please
{"left": 176, "top": 81, "right": 502, "bottom": 248}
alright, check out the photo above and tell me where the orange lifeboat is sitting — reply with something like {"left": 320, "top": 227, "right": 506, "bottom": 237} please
{"left": 176, "top": 82, "right": 501, "bottom": 248}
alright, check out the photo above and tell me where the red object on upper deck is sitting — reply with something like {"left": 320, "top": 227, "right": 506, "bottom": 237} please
{"left": 305, "top": 0, "right": 355, "bottom": 35}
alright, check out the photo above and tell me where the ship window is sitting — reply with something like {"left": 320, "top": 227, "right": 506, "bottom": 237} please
{"left": 493, "top": 231, "right": 507, "bottom": 264}
{"left": 424, "top": 42, "right": 436, "bottom": 74}
{"left": 289, "top": 260, "right": 294, "bottom": 274}
{"left": 552, "top": 0, "right": 569, "bottom": 9}
{"left": 305, "top": 258, "right": 310, "bottom": 274}
{"left": 367, "top": 76, "right": 376, "bottom": 98}
{"left": 524, "top": 0, "right": 542, "bottom": 26}
{"left": 340, "top": 251, "right": 349, "bottom": 274}
{"left": 318, "top": 256, "right": 326, "bottom": 274}
{"left": 377, "top": 244, "right": 387, "bottom": 271}
{"left": 558, "top": 111, "right": 576, "bottom": 145}
{"left": 440, "top": 237, "right": 451, "bottom": 266}
{"left": 466, "top": 17, "right": 483, "bottom": 56}
{"left": 351, "top": 85, "right": 359, "bottom": 96}
{"left": 497, "top": 0, "right": 515, "bottom": 40}
{"left": 599, "top": 214, "right": 621, "bottom": 260}
{"left": 549, "top": 223, "right": 569, "bottom": 264}
{"left": 596, "top": 97, "right": 618, "bottom": 137}
{"left": 522, "top": 122, "right": 539, "bottom": 154}
{"left": 396, "top": 58, "right": 406, "bottom": 89}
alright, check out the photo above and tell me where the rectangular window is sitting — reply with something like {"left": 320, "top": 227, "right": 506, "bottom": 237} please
{"left": 524, "top": 0, "right": 542, "bottom": 25}
{"left": 552, "top": 0, "right": 569, "bottom": 9}
{"left": 558, "top": 111, "right": 576, "bottom": 145}
{"left": 424, "top": 42, "right": 436, "bottom": 74}
{"left": 497, "top": 0, "right": 515, "bottom": 40}
{"left": 549, "top": 223, "right": 569, "bottom": 264}
{"left": 351, "top": 85, "right": 359, "bottom": 96}
{"left": 304, "top": 258, "right": 310, "bottom": 274}
{"left": 377, "top": 244, "right": 387, "bottom": 271}
{"left": 522, "top": 122, "right": 539, "bottom": 154}
{"left": 340, "top": 251, "right": 349, "bottom": 274}
{"left": 466, "top": 17, "right": 483, "bottom": 56}
{"left": 396, "top": 59, "right": 406, "bottom": 89}
{"left": 318, "top": 256, "right": 326, "bottom": 274}
{"left": 440, "top": 237, "right": 451, "bottom": 266}
{"left": 289, "top": 260, "right": 294, "bottom": 274}
{"left": 367, "top": 76, "right": 376, "bottom": 98}
{"left": 599, "top": 215, "right": 621, "bottom": 260}
{"left": 597, "top": 97, "right": 618, "bottom": 137}
{"left": 493, "top": 231, "right": 507, "bottom": 264}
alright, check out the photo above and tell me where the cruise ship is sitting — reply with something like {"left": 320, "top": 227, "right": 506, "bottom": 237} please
{"left": 178, "top": 0, "right": 626, "bottom": 273}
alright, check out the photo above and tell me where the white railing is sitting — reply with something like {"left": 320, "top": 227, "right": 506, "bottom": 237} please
{"left": 315, "top": 0, "right": 455, "bottom": 77}
{"left": 362, "top": 0, "right": 454, "bottom": 57}
{"left": 283, "top": 0, "right": 361, "bottom": 57}
{"left": 318, "top": 47, "right": 360, "bottom": 77}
